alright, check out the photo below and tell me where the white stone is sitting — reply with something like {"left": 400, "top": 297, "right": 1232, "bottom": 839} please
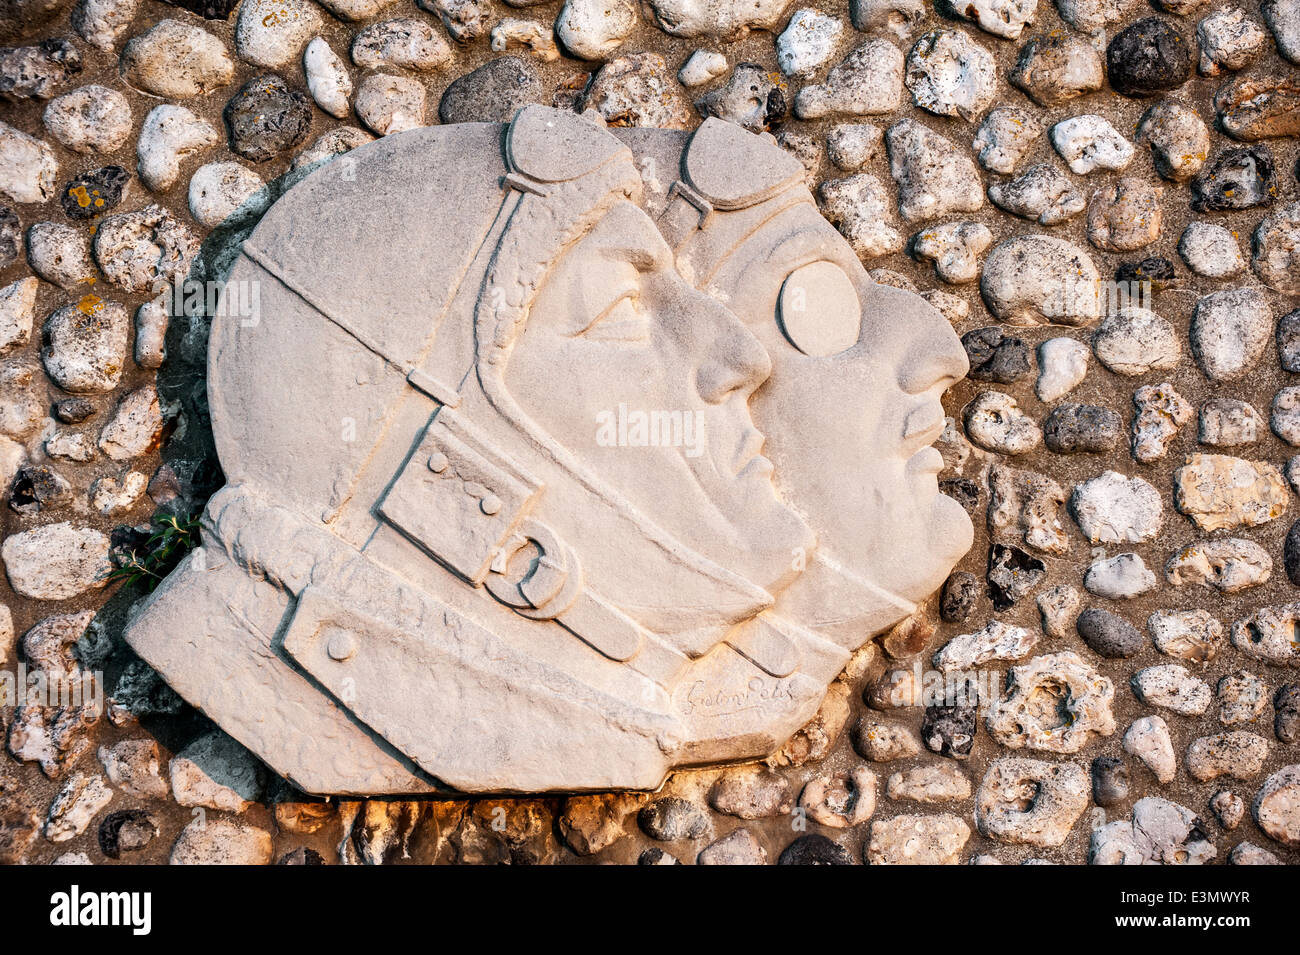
{"left": 976, "top": 758, "right": 1088, "bottom": 847}
{"left": 986, "top": 652, "right": 1115, "bottom": 753}
{"left": 188, "top": 162, "right": 267, "bottom": 230}
{"left": 1132, "top": 383, "right": 1192, "bottom": 463}
{"left": 557, "top": 0, "right": 637, "bottom": 61}
{"left": 25, "top": 221, "right": 93, "bottom": 289}
{"left": 1166, "top": 537, "right": 1271, "bottom": 593}
{"left": 44, "top": 773, "right": 113, "bottom": 843}
{"left": 904, "top": 29, "right": 996, "bottom": 122}
{"left": 949, "top": 0, "right": 1038, "bottom": 39}
{"left": 352, "top": 17, "right": 453, "bottom": 72}
{"left": 1136, "top": 101, "right": 1209, "bottom": 182}
{"left": 980, "top": 235, "right": 1099, "bottom": 326}
{"left": 304, "top": 38, "right": 352, "bottom": 120}
{"left": 137, "top": 104, "right": 220, "bottom": 193}
{"left": 1086, "top": 177, "right": 1162, "bottom": 253}
{"left": 235, "top": 0, "right": 322, "bottom": 69}
{"left": 1132, "top": 665, "right": 1212, "bottom": 716}
{"left": 1093, "top": 306, "right": 1180, "bottom": 376}
{"left": 1051, "top": 115, "right": 1135, "bottom": 175}
{"left": 1190, "top": 287, "right": 1272, "bottom": 382}
{"left": 818, "top": 174, "right": 903, "bottom": 258}
{"left": 99, "top": 385, "right": 163, "bottom": 461}
{"left": 1070, "top": 472, "right": 1162, "bottom": 544}
{"left": 964, "top": 391, "right": 1041, "bottom": 454}
{"left": 793, "top": 40, "right": 903, "bottom": 118}
{"left": 0, "top": 277, "right": 37, "bottom": 353}
{"left": 92, "top": 204, "right": 199, "bottom": 293}
{"left": 888, "top": 762, "right": 970, "bottom": 803}
{"left": 98, "top": 738, "right": 169, "bottom": 798}
{"left": 1186, "top": 732, "right": 1269, "bottom": 781}
{"left": 774, "top": 9, "right": 841, "bottom": 78}
{"left": 825, "top": 122, "right": 883, "bottom": 170}
{"left": 41, "top": 300, "right": 128, "bottom": 393}
{"left": 678, "top": 49, "right": 727, "bottom": 86}
{"left": 1, "top": 522, "right": 110, "bottom": 600}
{"left": 72, "top": 0, "right": 142, "bottom": 51}
{"left": 1090, "top": 797, "right": 1215, "bottom": 864}
{"left": 170, "top": 731, "right": 267, "bottom": 814}
{"left": 490, "top": 19, "right": 559, "bottom": 61}
{"left": 1253, "top": 202, "right": 1300, "bottom": 294}
{"left": 1084, "top": 552, "right": 1157, "bottom": 599}
{"left": 1179, "top": 222, "right": 1245, "bottom": 278}
{"left": 0, "top": 121, "right": 58, "bottom": 204}
{"left": 1036, "top": 337, "right": 1089, "bottom": 402}
{"left": 1150, "top": 609, "right": 1223, "bottom": 662}
{"left": 912, "top": 221, "right": 991, "bottom": 284}
{"left": 1198, "top": 7, "right": 1267, "bottom": 75}
{"left": 1253, "top": 764, "right": 1300, "bottom": 845}
{"left": 933, "top": 619, "right": 1038, "bottom": 672}
{"left": 988, "top": 163, "right": 1085, "bottom": 226}
{"left": 867, "top": 814, "right": 969, "bottom": 864}
{"left": 1124, "top": 715, "right": 1176, "bottom": 784}
{"left": 354, "top": 73, "right": 427, "bottom": 135}
{"left": 42, "top": 85, "right": 131, "bottom": 154}
{"left": 171, "top": 817, "right": 273, "bottom": 865}
{"left": 1055, "top": 0, "right": 1139, "bottom": 32}
{"left": 1231, "top": 601, "right": 1300, "bottom": 666}
{"left": 121, "top": 19, "right": 235, "bottom": 97}
{"left": 1273, "top": 386, "right": 1300, "bottom": 446}
{"left": 90, "top": 471, "right": 148, "bottom": 515}
{"left": 134, "top": 296, "right": 167, "bottom": 370}
{"left": 886, "top": 118, "right": 984, "bottom": 223}
{"left": 1264, "top": 0, "right": 1300, "bottom": 64}
{"left": 972, "top": 107, "right": 1042, "bottom": 175}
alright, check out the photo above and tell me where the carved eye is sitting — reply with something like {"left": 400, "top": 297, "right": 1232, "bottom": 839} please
{"left": 777, "top": 261, "right": 862, "bottom": 357}
{"left": 581, "top": 293, "right": 649, "bottom": 342}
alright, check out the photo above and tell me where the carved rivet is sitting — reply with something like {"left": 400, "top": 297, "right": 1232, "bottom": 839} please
{"left": 326, "top": 632, "right": 356, "bottom": 662}
{"left": 481, "top": 494, "right": 502, "bottom": 516}
{"left": 427, "top": 451, "right": 449, "bottom": 473}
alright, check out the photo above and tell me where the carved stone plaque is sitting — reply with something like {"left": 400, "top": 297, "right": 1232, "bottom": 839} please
{"left": 125, "top": 106, "right": 972, "bottom": 795}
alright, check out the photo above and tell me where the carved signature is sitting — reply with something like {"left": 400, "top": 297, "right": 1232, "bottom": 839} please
{"left": 676, "top": 677, "right": 795, "bottom": 717}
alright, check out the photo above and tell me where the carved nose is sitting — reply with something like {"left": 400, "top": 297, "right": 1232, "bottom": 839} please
{"left": 696, "top": 293, "right": 772, "bottom": 404}
{"left": 897, "top": 305, "right": 969, "bottom": 395}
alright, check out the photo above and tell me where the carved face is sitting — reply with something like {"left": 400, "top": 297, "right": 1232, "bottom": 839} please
{"left": 503, "top": 199, "right": 815, "bottom": 596}
{"left": 700, "top": 200, "right": 973, "bottom": 614}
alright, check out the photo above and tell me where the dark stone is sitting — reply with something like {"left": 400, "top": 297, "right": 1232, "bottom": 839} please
{"left": 54, "top": 396, "right": 93, "bottom": 422}
{"left": 962, "top": 326, "right": 1032, "bottom": 383}
{"left": 60, "top": 165, "right": 129, "bottom": 220}
{"left": 1275, "top": 684, "right": 1299, "bottom": 744}
{"left": 1106, "top": 18, "right": 1191, "bottom": 97}
{"left": 97, "top": 809, "right": 157, "bottom": 859}
{"left": 1091, "top": 756, "right": 1129, "bottom": 807}
{"left": 8, "top": 464, "right": 69, "bottom": 514}
{"left": 939, "top": 570, "right": 978, "bottom": 622}
{"left": 160, "top": 0, "right": 239, "bottom": 19}
{"left": 1044, "top": 403, "right": 1122, "bottom": 454}
{"left": 224, "top": 75, "right": 312, "bottom": 163}
{"left": 0, "top": 204, "right": 18, "bottom": 268}
{"left": 1115, "top": 256, "right": 1175, "bottom": 291}
{"left": 0, "top": 37, "right": 80, "bottom": 100}
{"left": 439, "top": 56, "right": 542, "bottom": 124}
{"left": 1286, "top": 520, "right": 1300, "bottom": 587}
{"left": 637, "top": 797, "right": 710, "bottom": 842}
{"left": 1192, "top": 144, "right": 1276, "bottom": 212}
{"left": 1278, "top": 309, "right": 1300, "bottom": 373}
{"left": 637, "top": 847, "right": 679, "bottom": 865}
{"left": 277, "top": 847, "right": 325, "bottom": 864}
{"left": 940, "top": 477, "right": 980, "bottom": 516}
{"left": 778, "top": 834, "right": 853, "bottom": 865}
{"left": 921, "top": 693, "right": 977, "bottom": 760}
{"left": 1076, "top": 607, "right": 1143, "bottom": 658}
{"left": 987, "top": 543, "right": 1045, "bottom": 610}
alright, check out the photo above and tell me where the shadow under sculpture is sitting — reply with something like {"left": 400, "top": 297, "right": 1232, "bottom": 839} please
{"left": 125, "top": 106, "right": 973, "bottom": 795}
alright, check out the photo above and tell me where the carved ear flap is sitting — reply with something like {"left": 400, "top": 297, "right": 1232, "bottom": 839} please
{"left": 506, "top": 104, "right": 630, "bottom": 185}
{"left": 682, "top": 118, "right": 806, "bottom": 210}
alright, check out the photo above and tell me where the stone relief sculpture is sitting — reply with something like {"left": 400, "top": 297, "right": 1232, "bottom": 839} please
{"left": 124, "top": 105, "right": 972, "bottom": 795}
